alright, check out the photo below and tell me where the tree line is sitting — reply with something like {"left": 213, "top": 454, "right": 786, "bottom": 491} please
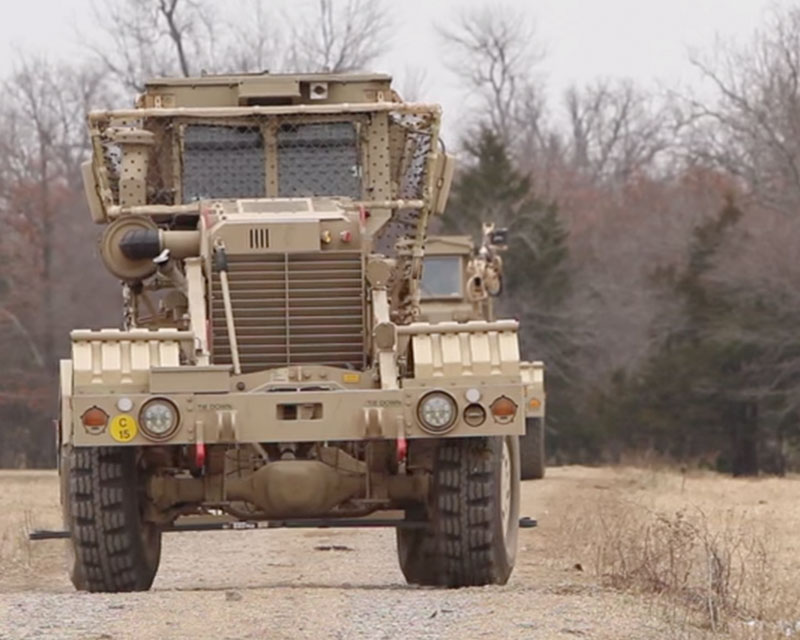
{"left": 2, "top": 0, "right": 800, "bottom": 474}
{"left": 440, "top": 5, "right": 800, "bottom": 475}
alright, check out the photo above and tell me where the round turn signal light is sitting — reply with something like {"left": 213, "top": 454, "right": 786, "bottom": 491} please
{"left": 489, "top": 396, "right": 518, "bottom": 424}
{"left": 81, "top": 406, "right": 109, "bottom": 435}
{"left": 82, "top": 407, "right": 109, "bottom": 427}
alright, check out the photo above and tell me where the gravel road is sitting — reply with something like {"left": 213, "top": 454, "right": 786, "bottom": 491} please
{"left": 0, "top": 470, "right": 673, "bottom": 639}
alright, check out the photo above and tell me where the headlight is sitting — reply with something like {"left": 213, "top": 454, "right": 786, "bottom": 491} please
{"left": 139, "top": 398, "right": 179, "bottom": 440}
{"left": 417, "top": 391, "right": 458, "bottom": 434}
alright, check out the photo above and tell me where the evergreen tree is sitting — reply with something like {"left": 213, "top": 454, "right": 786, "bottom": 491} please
{"left": 597, "top": 198, "right": 777, "bottom": 474}
{"left": 441, "top": 127, "right": 533, "bottom": 236}
{"left": 442, "top": 127, "right": 571, "bottom": 312}
{"left": 443, "top": 126, "right": 576, "bottom": 443}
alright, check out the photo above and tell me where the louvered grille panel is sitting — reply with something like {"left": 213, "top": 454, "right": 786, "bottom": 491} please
{"left": 210, "top": 252, "right": 365, "bottom": 372}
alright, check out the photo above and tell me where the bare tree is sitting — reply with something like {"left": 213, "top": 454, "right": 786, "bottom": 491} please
{"left": 86, "top": 0, "right": 389, "bottom": 94}
{"left": 683, "top": 5, "right": 800, "bottom": 216}
{"left": 398, "top": 65, "right": 429, "bottom": 102}
{"left": 288, "top": 0, "right": 392, "bottom": 72}
{"left": 224, "top": 0, "right": 285, "bottom": 73}
{"left": 562, "top": 169, "right": 733, "bottom": 389}
{"left": 1, "top": 56, "right": 107, "bottom": 367}
{"left": 0, "top": 60, "right": 113, "bottom": 466}
{"left": 86, "top": 0, "right": 220, "bottom": 95}
{"left": 438, "top": 5, "right": 545, "bottom": 148}
{"left": 564, "top": 79, "right": 673, "bottom": 183}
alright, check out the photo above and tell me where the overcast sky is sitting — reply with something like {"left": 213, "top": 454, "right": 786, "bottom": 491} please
{"left": 0, "top": 0, "right": 781, "bottom": 137}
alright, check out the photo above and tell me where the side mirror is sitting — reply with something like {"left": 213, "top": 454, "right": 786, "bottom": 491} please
{"left": 431, "top": 153, "right": 456, "bottom": 215}
{"left": 82, "top": 161, "right": 107, "bottom": 224}
{"left": 489, "top": 228, "right": 508, "bottom": 249}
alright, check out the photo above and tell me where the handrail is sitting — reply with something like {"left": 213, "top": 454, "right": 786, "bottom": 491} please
{"left": 89, "top": 101, "right": 442, "bottom": 122}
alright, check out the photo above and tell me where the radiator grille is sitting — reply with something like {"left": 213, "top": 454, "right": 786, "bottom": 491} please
{"left": 210, "top": 252, "right": 366, "bottom": 372}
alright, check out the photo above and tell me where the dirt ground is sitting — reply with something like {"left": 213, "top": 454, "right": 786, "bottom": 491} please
{"left": 1, "top": 466, "right": 798, "bottom": 640}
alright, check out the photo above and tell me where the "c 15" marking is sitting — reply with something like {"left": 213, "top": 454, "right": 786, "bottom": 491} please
{"left": 109, "top": 414, "right": 138, "bottom": 443}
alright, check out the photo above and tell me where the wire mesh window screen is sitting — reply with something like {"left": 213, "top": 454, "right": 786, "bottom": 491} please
{"left": 374, "top": 114, "right": 436, "bottom": 255}
{"left": 277, "top": 122, "right": 361, "bottom": 198}
{"left": 102, "top": 142, "right": 122, "bottom": 203}
{"left": 391, "top": 114, "right": 433, "bottom": 201}
{"left": 147, "top": 120, "right": 178, "bottom": 205}
{"left": 182, "top": 125, "right": 265, "bottom": 202}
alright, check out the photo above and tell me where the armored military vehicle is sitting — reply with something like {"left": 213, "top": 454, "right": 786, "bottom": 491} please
{"left": 56, "top": 73, "right": 545, "bottom": 591}
{"left": 421, "top": 227, "right": 546, "bottom": 479}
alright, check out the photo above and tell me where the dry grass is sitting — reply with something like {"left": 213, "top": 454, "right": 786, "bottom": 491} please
{"left": 3, "top": 465, "right": 800, "bottom": 638}
{"left": 0, "top": 470, "right": 66, "bottom": 591}
{"left": 546, "top": 466, "right": 800, "bottom": 638}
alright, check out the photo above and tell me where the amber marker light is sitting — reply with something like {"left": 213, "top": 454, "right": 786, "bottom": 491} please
{"left": 489, "top": 396, "right": 518, "bottom": 424}
{"left": 528, "top": 397, "right": 542, "bottom": 410}
{"left": 81, "top": 406, "right": 109, "bottom": 434}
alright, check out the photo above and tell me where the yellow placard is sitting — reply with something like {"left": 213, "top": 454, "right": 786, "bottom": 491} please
{"left": 343, "top": 373, "right": 361, "bottom": 384}
{"left": 109, "top": 414, "right": 138, "bottom": 443}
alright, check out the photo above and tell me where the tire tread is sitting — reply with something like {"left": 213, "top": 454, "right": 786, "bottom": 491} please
{"left": 396, "top": 437, "right": 518, "bottom": 587}
{"left": 64, "top": 447, "right": 160, "bottom": 592}
{"left": 520, "top": 418, "right": 546, "bottom": 480}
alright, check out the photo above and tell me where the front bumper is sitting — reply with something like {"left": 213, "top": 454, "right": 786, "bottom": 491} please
{"left": 67, "top": 378, "right": 533, "bottom": 447}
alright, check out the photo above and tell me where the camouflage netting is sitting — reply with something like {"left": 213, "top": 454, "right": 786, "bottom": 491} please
{"left": 90, "top": 110, "right": 438, "bottom": 223}
{"left": 373, "top": 112, "right": 435, "bottom": 255}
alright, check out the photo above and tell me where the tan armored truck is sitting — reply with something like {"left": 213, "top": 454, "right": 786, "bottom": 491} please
{"left": 421, "top": 228, "right": 546, "bottom": 479}
{"left": 51, "top": 73, "right": 545, "bottom": 591}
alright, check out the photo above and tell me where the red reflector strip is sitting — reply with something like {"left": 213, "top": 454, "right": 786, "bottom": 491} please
{"left": 195, "top": 442, "right": 206, "bottom": 468}
{"left": 396, "top": 436, "right": 407, "bottom": 462}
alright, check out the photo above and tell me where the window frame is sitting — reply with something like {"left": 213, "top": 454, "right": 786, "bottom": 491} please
{"left": 420, "top": 254, "right": 465, "bottom": 300}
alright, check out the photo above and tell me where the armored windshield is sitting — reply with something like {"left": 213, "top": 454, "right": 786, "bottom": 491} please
{"left": 421, "top": 256, "right": 462, "bottom": 299}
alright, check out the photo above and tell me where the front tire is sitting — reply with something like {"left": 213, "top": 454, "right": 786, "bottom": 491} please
{"left": 62, "top": 446, "right": 162, "bottom": 592}
{"left": 520, "top": 417, "right": 546, "bottom": 480}
{"left": 397, "top": 436, "right": 520, "bottom": 587}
